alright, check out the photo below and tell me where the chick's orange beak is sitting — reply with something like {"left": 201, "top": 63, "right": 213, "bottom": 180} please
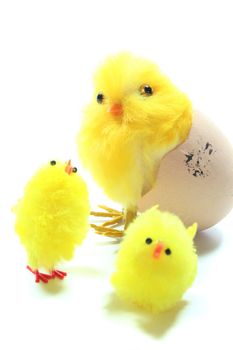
{"left": 107, "top": 103, "right": 123, "bottom": 117}
{"left": 153, "top": 242, "right": 165, "bottom": 259}
{"left": 65, "top": 160, "right": 73, "bottom": 175}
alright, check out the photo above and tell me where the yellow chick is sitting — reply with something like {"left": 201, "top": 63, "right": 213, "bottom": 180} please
{"left": 77, "top": 52, "right": 192, "bottom": 235}
{"left": 14, "top": 160, "right": 90, "bottom": 283}
{"left": 111, "top": 206, "right": 197, "bottom": 313}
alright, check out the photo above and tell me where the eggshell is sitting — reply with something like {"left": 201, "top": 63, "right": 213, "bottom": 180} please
{"left": 138, "top": 110, "right": 233, "bottom": 231}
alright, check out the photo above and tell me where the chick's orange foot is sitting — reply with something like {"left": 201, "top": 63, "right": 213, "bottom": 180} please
{"left": 90, "top": 205, "right": 124, "bottom": 237}
{"left": 91, "top": 223, "right": 124, "bottom": 238}
{"left": 26, "top": 266, "right": 67, "bottom": 283}
{"left": 91, "top": 205, "right": 123, "bottom": 223}
{"left": 26, "top": 266, "right": 52, "bottom": 283}
{"left": 90, "top": 205, "right": 138, "bottom": 238}
{"left": 51, "top": 270, "right": 67, "bottom": 280}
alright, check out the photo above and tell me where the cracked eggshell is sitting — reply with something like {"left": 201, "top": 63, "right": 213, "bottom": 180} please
{"left": 138, "top": 110, "right": 233, "bottom": 231}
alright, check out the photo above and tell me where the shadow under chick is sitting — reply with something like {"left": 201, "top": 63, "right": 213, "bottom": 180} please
{"left": 105, "top": 293, "right": 188, "bottom": 338}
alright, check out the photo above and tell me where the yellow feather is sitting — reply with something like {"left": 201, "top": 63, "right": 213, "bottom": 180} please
{"left": 111, "top": 206, "right": 198, "bottom": 313}
{"left": 77, "top": 52, "right": 192, "bottom": 209}
{"left": 14, "top": 161, "right": 90, "bottom": 271}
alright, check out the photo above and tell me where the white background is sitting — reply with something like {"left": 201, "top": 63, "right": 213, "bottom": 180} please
{"left": 0, "top": 1, "right": 233, "bottom": 349}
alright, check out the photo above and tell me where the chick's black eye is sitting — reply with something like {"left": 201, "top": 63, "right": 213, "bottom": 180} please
{"left": 140, "top": 84, "right": 153, "bottom": 97}
{"left": 50, "top": 160, "right": 56, "bottom": 166}
{"left": 72, "top": 167, "right": 77, "bottom": 173}
{"left": 145, "top": 238, "right": 153, "bottom": 245}
{"left": 97, "top": 93, "right": 104, "bottom": 104}
{"left": 165, "top": 248, "right": 172, "bottom": 255}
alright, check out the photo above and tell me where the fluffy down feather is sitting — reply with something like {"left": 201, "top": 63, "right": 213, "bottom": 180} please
{"left": 14, "top": 160, "right": 90, "bottom": 271}
{"left": 111, "top": 206, "right": 197, "bottom": 313}
{"left": 78, "top": 52, "right": 192, "bottom": 210}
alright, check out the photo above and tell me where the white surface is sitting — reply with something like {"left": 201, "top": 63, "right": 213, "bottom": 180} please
{"left": 0, "top": 1, "right": 233, "bottom": 349}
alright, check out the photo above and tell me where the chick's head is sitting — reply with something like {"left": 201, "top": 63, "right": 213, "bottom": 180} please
{"left": 28, "top": 160, "right": 84, "bottom": 204}
{"left": 25, "top": 160, "right": 89, "bottom": 224}
{"left": 86, "top": 52, "right": 192, "bottom": 144}
{"left": 119, "top": 206, "right": 197, "bottom": 273}
{"left": 112, "top": 206, "right": 198, "bottom": 312}
{"left": 33, "top": 159, "right": 79, "bottom": 186}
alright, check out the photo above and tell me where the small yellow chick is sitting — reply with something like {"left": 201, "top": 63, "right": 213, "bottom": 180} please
{"left": 111, "top": 206, "right": 197, "bottom": 313}
{"left": 14, "top": 160, "right": 90, "bottom": 283}
{"left": 77, "top": 52, "right": 192, "bottom": 235}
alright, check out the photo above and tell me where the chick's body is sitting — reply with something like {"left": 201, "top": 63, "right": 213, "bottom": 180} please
{"left": 111, "top": 206, "right": 197, "bottom": 313}
{"left": 14, "top": 161, "right": 90, "bottom": 277}
{"left": 78, "top": 53, "right": 192, "bottom": 216}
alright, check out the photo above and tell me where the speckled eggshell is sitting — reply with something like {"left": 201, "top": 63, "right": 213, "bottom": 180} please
{"left": 138, "top": 110, "right": 233, "bottom": 231}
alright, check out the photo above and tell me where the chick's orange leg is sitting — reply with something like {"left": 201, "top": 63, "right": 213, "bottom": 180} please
{"left": 90, "top": 206, "right": 137, "bottom": 237}
{"left": 124, "top": 208, "right": 137, "bottom": 229}
{"left": 51, "top": 270, "right": 67, "bottom": 280}
{"left": 91, "top": 223, "right": 124, "bottom": 238}
{"left": 91, "top": 205, "right": 123, "bottom": 220}
{"left": 26, "top": 266, "right": 52, "bottom": 284}
{"left": 101, "top": 215, "right": 123, "bottom": 227}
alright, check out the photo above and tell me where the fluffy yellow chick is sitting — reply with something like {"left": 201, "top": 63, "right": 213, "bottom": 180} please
{"left": 77, "top": 52, "right": 192, "bottom": 235}
{"left": 111, "top": 206, "right": 197, "bottom": 313}
{"left": 14, "top": 160, "right": 90, "bottom": 283}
